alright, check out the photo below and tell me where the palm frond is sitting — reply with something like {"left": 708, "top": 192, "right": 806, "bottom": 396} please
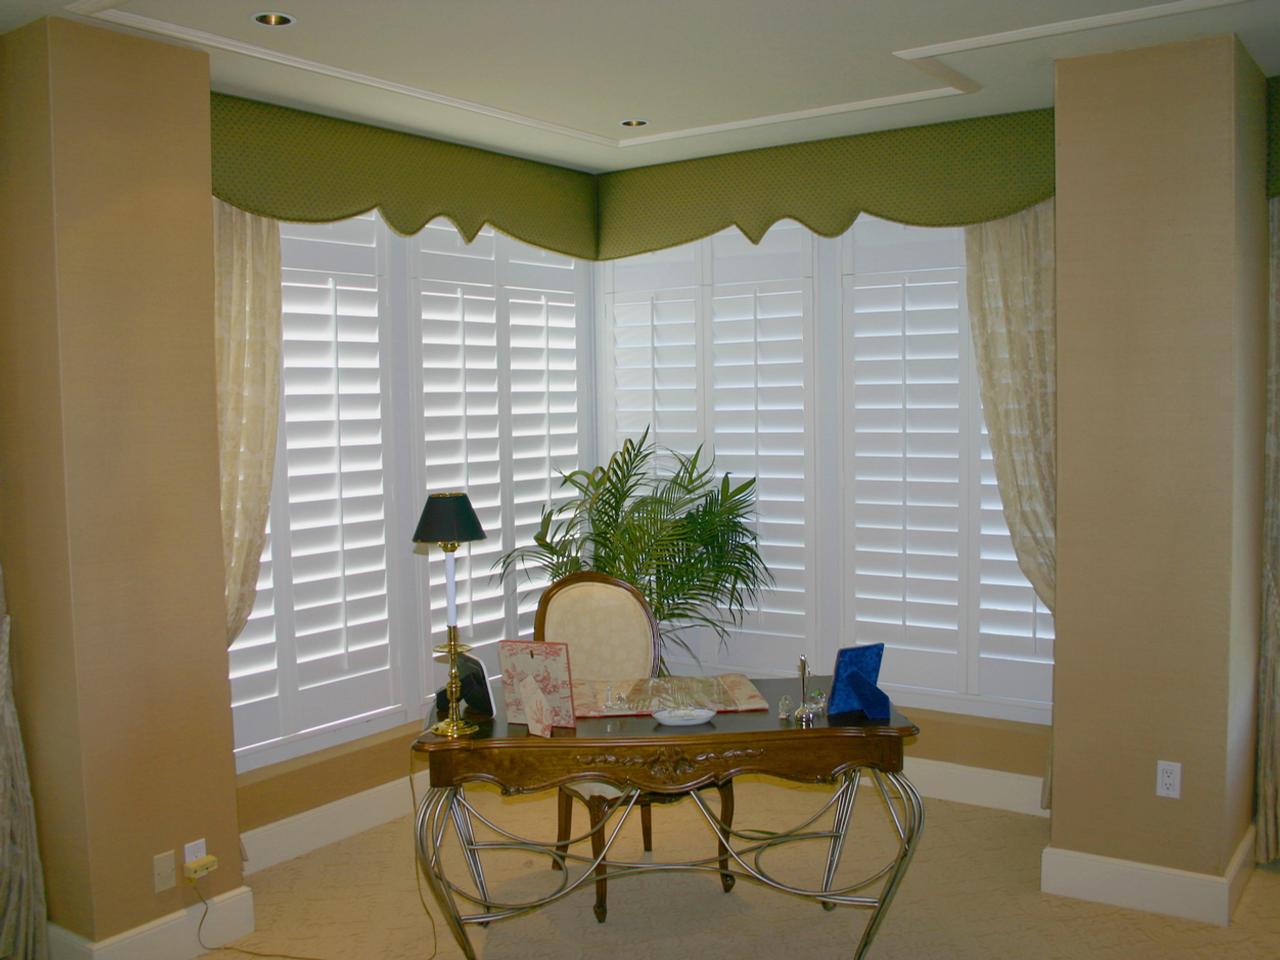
{"left": 497, "top": 427, "right": 772, "bottom": 664}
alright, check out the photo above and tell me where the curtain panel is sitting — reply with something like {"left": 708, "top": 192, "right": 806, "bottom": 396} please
{"left": 964, "top": 198, "right": 1057, "bottom": 612}
{"left": 0, "top": 564, "right": 49, "bottom": 960}
{"left": 964, "top": 197, "right": 1057, "bottom": 808}
{"left": 214, "top": 199, "right": 282, "bottom": 646}
{"left": 1261, "top": 194, "right": 1280, "bottom": 864}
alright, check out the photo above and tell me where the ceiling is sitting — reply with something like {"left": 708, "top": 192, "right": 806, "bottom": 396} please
{"left": 4, "top": 0, "right": 1279, "bottom": 171}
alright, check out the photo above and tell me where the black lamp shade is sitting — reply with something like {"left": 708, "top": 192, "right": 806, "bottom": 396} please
{"left": 413, "top": 492, "right": 486, "bottom": 545}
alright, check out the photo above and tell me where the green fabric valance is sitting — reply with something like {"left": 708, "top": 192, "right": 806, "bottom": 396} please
{"left": 596, "top": 109, "right": 1056, "bottom": 260}
{"left": 211, "top": 94, "right": 599, "bottom": 260}
{"left": 213, "top": 80, "right": 1279, "bottom": 261}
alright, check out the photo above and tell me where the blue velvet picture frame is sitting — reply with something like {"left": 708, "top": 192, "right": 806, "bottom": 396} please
{"left": 828, "top": 643, "right": 891, "bottom": 721}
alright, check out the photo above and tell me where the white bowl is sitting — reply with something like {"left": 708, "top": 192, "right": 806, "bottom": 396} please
{"left": 652, "top": 707, "right": 716, "bottom": 726}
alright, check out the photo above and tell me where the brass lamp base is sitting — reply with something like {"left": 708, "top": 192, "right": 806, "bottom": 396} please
{"left": 431, "top": 623, "right": 478, "bottom": 739}
{"left": 429, "top": 715, "right": 480, "bottom": 738}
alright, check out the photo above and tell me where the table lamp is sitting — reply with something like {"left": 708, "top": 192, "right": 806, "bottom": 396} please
{"left": 413, "top": 491, "right": 486, "bottom": 737}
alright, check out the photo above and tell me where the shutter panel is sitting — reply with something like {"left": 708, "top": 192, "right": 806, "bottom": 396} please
{"left": 230, "top": 212, "right": 398, "bottom": 764}
{"left": 709, "top": 224, "right": 812, "bottom": 670}
{"left": 606, "top": 243, "right": 701, "bottom": 453}
{"left": 845, "top": 215, "right": 1052, "bottom": 713}
{"left": 600, "top": 223, "right": 813, "bottom": 672}
{"left": 977, "top": 422, "right": 1055, "bottom": 702}
{"left": 416, "top": 221, "right": 586, "bottom": 669}
{"left": 845, "top": 218, "right": 966, "bottom": 695}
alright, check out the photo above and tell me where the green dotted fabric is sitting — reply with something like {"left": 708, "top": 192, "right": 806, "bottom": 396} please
{"left": 597, "top": 109, "right": 1056, "bottom": 260}
{"left": 213, "top": 83, "right": 1280, "bottom": 261}
{"left": 210, "top": 94, "right": 599, "bottom": 260}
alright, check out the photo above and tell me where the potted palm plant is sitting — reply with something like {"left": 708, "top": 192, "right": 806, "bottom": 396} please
{"left": 498, "top": 429, "right": 771, "bottom": 668}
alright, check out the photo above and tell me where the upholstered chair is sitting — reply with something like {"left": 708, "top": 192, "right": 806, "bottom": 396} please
{"left": 535, "top": 571, "right": 735, "bottom": 922}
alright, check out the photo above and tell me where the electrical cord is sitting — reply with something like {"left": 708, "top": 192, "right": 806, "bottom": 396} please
{"left": 188, "top": 752, "right": 439, "bottom": 960}
{"left": 409, "top": 750, "right": 440, "bottom": 960}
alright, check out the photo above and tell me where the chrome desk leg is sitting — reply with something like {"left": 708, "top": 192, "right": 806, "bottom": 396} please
{"left": 416, "top": 787, "right": 478, "bottom": 960}
{"left": 451, "top": 788, "right": 491, "bottom": 925}
{"left": 821, "top": 770, "right": 861, "bottom": 911}
{"left": 851, "top": 771, "right": 925, "bottom": 960}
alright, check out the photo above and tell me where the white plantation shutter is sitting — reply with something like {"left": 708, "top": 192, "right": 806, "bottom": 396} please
{"left": 416, "top": 222, "right": 588, "bottom": 671}
{"left": 230, "top": 213, "right": 404, "bottom": 767}
{"left": 606, "top": 242, "right": 701, "bottom": 454}
{"left": 976, "top": 423, "right": 1055, "bottom": 703}
{"left": 598, "top": 222, "right": 813, "bottom": 672}
{"left": 843, "top": 216, "right": 1053, "bottom": 718}
{"left": 708, "top": 225, "right": 812, "bottom": 670}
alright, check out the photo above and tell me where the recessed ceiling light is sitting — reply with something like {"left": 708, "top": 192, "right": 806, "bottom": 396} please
{"left": 620, "top": 119, "right": 648, "bottom": 128}
{"left": 254, "top": 12, "right": 295, "bottom": 26}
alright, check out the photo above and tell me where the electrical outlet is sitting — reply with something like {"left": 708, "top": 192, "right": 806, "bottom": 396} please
{"left": 1156, "top": 760, "right": 1181, "bottom": 799}
{"left": 183, "top": 838, "right": 207, "bottom": 863}
{"left": 153, "top": 850, "right": 175, "bottom": 893}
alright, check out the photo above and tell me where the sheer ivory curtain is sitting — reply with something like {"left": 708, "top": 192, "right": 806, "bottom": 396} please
{"left": 214, "top": 199, "right": 282, "bottom": 645}
{"left": 1, "top": 564, "right": 49, "bottom": 960}
{"left": 964, "top": 197, "right": 1056, "bottom": 805}
{"left": 1260, "top": 195, "right": 1280, "bottom": 863}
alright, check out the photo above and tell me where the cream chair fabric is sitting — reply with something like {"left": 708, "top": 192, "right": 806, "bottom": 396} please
{"left": 540, "top": 580, "right": 658, "bottom": 681}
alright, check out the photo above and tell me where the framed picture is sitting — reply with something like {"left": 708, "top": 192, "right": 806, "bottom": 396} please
{"left": 499, "top": 640, "right": 576, "bottom": 728}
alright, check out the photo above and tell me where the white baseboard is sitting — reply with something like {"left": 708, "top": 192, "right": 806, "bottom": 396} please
{"left": 240, "top": 770, "right": 431, "bottom": 875}
{"left": 1041, "top": 823, "right": 1257, "bottom": 925}
{"left": 47, "top": 886, "right": 254, "bottom": 960}
{"left": 904, "top": 756, "right": 1048, "bottom": 818}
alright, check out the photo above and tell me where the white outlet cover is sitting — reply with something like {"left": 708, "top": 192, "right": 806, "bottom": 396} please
{"left": 1156, "top": 760, "right": 1181, "bottom": 799}
{"left": 184, "top": 838, "right": 207, "bottom": 863}
{"left": 153, "top": 850, "right": 175, "bottom": 892}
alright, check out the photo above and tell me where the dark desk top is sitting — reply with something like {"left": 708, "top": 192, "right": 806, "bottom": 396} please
{"left": 414, "top": 675, "right": 917, "bottom": 751}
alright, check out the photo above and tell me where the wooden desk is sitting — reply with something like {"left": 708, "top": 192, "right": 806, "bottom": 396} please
{"left": 413, "top": 677, "right": 922, "bottom": 960}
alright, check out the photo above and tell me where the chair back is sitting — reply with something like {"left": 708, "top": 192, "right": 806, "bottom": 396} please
{"left": 533, "top": 572, "right": 660, "bottom": 681}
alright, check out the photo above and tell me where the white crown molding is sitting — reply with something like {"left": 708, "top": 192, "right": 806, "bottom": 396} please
{"left": 893, "top": 0, "right": 1251, "bottom": 61}
{"left": 47, "top": 886, "right": 254, "bottom": 960}
{"left": 1041, "top": 824, "right": 1257, "bottom": 926}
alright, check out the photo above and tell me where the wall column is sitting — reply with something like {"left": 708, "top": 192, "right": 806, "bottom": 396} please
{"left": 0, "top": 18, "right": 247, "bottom": 946}
{"left": 1046, "top": 35, "right": 1266, "bottom": 923}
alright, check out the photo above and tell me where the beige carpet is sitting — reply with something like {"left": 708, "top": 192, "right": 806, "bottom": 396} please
{"left": 207, "top": 779, "right": 1280, "bottom": 959}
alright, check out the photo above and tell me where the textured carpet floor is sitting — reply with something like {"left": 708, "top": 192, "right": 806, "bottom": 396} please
{"left": 207, "top": 778, "right": 1280, "bottom": 959}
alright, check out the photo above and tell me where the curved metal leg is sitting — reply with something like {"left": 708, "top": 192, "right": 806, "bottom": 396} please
{"left": 451, "top": 790, "right": 491, "bottom": 926}
{"left": 821, "top": 770, "right": 861, "bottom": 911}
{"left": 416, "top": 787, "right": 478, "bottom": 960}
{"left": 851, "top": 771, "right": 925, "bottom": 960}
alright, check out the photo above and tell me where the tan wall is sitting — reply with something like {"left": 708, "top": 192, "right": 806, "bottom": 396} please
{"left": 1053, "top": 35, "right": 1265, "bottom": 876}
{"left": 0, "top": 18, "right": 242, "bottom": 940}
{"left": 0, "top": 19, "right": 94, "bottom": 934}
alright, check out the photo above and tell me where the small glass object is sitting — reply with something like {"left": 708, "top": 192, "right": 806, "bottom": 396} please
{"left": 777, "top": 694, "right": 793, "bottom": 720}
